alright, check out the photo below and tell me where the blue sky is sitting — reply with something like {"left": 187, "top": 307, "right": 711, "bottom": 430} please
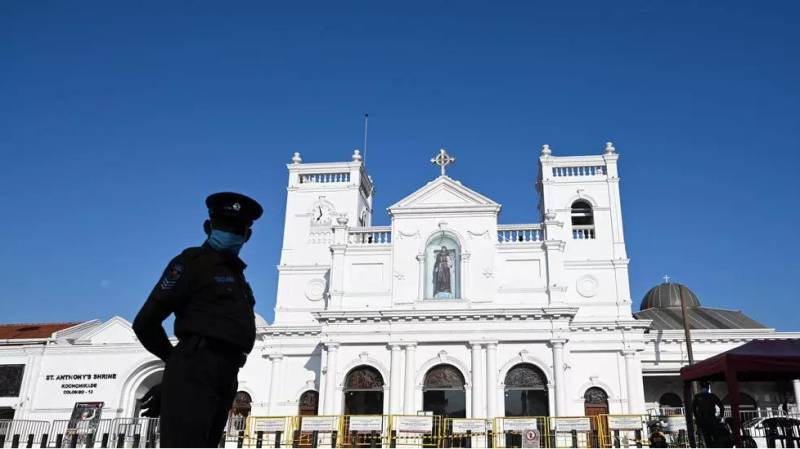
{"left": 1, "top": 1, "right": 798, "bottom": 331}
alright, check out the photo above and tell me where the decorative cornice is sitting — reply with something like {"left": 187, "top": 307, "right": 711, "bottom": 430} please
{"left": 312, "top": 307, "right": 578, "bottom": 324}
{"left": 263, "top": 325, "right": 322, "bottom": 337}
{"left": 570, "top": 319, "right": 652, "bottom": 332}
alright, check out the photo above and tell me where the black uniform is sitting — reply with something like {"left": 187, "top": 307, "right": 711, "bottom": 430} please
{"left": 692, "top": 390, "right": 727, "bottom": 448}
{"left": 133, "top": 192, "right": 262, "bottom": 448}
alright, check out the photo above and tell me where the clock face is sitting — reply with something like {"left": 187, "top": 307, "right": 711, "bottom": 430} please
{"left": 312, "top": 202, "right": 334, "bottom": 225}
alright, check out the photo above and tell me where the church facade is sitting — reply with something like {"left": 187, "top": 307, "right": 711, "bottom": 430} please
{"left": 1, "top": 144, "right": 798, "bottom": 424}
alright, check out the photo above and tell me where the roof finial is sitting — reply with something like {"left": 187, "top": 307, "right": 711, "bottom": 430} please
{"left": 291, "top": 152, "right": 303, "bottom": 164}
{"left": 604, "top": 141, "right": 616, "bottom": 154}
{"left": 352, "top": 148, "right": 362, "bottom": 162}
{"left": 541, "top": 144, "right": 552, "bottom": 156}
{"left": 431, "top": 147, "right": 456, "bottom": 177}
{"left": 662, "top": 274, "right": 671, "bottom": 284}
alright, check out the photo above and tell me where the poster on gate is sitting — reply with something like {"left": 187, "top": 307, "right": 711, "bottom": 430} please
{"left": 451, "top": 419, "right": 485, "bottom": 434}
{"left": 254, "top": 418, "right": 286, "bottom": 433}
{"left": 394, "top": 416, "right": 433, "bottom": 433}
{"left": 522, "top": 429, "right": 541, "bottom": 448}
{"left": 300, "top": 416, "right": 335, "bottom": 432}
{"left": 664, "top": 416, "right": 687, "bottom": 431}
{"left": 553, "top": 417, "right": 591, "bottom": 432}
{"left": 503, "top": 418, "right": 538, "bottom": 432}
{"left": 349, "top": 416, "right": 383, "bottom": 432}
{"left": 607, "top": 416, "right": 643, "bottom": 430}
{"left": 67, "top": 402, "right": 104, "bottom": 432}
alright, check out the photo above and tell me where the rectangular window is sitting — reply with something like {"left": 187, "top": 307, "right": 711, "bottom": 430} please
{"left": 0, "top": 365, "right": 25, "bottom": 397}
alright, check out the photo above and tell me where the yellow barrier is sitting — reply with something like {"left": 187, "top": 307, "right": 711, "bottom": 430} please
{"left": 238, "top": 413, "right": 683, "bottom": 448}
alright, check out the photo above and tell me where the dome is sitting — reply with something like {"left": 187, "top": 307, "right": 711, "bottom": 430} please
{"left": 639, "top": 283, "right": 701, "bottom": 311}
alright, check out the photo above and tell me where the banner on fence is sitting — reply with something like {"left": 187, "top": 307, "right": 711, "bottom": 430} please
{"left": 451, "top": 419, "right": 486, "bottom": 434}
{"left": 607, "top": 416, "right": 643, "bottom": 430}
{"left": 503, "top": 418, "right": 539, "bottom": 432}
{"left": 394, "top": 416, "right": 433, "bottom": 433}
{"left": 300, "top": 416, "right": 335, "bottom": 432}
{"left": 67, "top": 402, "right": 104, "bottom": 432}
{"left": 553, "top": 417, "right": 591, "bottom": 432}
{"left": 254, "top": 418, "right": 286, "bottom": 433}
{"left": 349, "top": 416, "right": 383, "bottom": 432}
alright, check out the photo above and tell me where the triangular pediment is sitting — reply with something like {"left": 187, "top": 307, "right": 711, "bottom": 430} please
{"left": 389, "top": 176, "right": 500, "bottom": 214}
{"left": 75, "top": 316, "right": 137, "bottom": 345}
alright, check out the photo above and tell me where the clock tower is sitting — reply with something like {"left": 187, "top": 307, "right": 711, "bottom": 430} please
{"left": 273, "top": 149, "right": 374, "bottom": 324}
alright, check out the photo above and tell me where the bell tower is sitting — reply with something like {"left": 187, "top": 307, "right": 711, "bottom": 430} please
{"left": 537, "top": 142, "right": 631, "bottom": 317}
{"left": 273, "top": 150, "right": 374, "bottom": 324}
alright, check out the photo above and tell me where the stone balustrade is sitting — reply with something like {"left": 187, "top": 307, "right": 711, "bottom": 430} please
{"left": 299, "top": 172, "right": 351, "bottom": 184}
{"left": 551, "top": 165, "right": 605, "bottom": 177}
{"left": 572, "top": 225, "right": 596, "bottom": 240}
{"left": 348, "top": 226, "right": 392, "bottom": 244}
{"left": 497, "top": 224, "right": 544, "bottom": 243}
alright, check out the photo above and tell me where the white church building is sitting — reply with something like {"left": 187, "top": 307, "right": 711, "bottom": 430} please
{"left": 1, "top": 143, "right": 798, "bottom": 426}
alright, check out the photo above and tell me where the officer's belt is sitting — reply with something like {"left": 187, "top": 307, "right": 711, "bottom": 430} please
{"left": 187, "top": 335, "right": 248, "bottom": 368}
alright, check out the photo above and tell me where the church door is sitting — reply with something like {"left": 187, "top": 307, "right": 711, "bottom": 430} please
{"left": 298, "top": 390, "right": 319, "bottom": 416}
{"left": 343, "top": 366, "right": 384, "bottom": 415}
{"left": 584, "top": 387, "right": 609, "bottom": 447}
{"left": 504, "top": 364, "right": 549, "bottom": 447}
{"left": 343, "top": 366, "right": 384, "bottom": 447}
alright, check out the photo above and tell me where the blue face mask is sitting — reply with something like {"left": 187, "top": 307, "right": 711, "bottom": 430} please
{"left": 207, "top": 229, "right": 246, "bottom": 254}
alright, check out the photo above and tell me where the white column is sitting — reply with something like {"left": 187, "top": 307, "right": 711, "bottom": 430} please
{"left": 485, "top": 342, "right": 499, "bottom": 418}
{"left": 551, "top": 340, "right": 567, "bottom": 416}
{"left": 389, "top": 344, "right": 403, "bottom": 414}
{"left": 323, "top": 343, "right": 339, "bottom": 415}
{"left": 268, "top": 354, "right": 284, "bottom": 415}
{"left": 416, "top": 254, "right": 425, "bottom": 300}
{"left": 403, "top": 343, "right": 417, "bottom": 414}
{"left": 471, "top": 342, "right": 484, "bottom": 417}
{"left": 623, "top": 350, "right": 638, "bottom": 413}
{"left": 793, "top": 379, "right": 800, "bottom": 412}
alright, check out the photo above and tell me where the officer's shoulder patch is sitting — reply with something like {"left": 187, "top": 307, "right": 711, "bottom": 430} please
{"left": 160, "top": 262, "right": 184, "bottom": 290}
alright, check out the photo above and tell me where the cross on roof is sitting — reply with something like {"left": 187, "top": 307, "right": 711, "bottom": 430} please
{"left": 431, "top": 148, "right": 455, "bottom": 177}
{"left": 663, "top": 274, "right": 671, "bottom": 284}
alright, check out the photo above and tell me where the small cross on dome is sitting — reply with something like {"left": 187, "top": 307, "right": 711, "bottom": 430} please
{"left": 662, "top": 275, "right": 671, "bottom": 284}
{"left": 431, "top": 148, "right": 456, "bottom": 177}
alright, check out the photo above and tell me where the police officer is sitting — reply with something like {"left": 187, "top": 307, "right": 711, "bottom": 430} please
{"left": 692, "top": 380, "right": 727, "bottom": 447}
{"left": 132, "top": 192, "right": 263, "bottom": 448}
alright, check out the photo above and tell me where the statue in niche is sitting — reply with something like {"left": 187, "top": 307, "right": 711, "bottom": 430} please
{"left": 433, "top": 246, "right": 454, "bottom": 297}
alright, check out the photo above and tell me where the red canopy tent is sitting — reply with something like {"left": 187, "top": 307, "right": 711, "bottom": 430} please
{"left": 680, "top": 339, "right": 800, "bottom": 447}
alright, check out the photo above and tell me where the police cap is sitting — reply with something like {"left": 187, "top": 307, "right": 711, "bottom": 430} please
{"left": 205, "top": 192, "right": 263, "bottom": 224}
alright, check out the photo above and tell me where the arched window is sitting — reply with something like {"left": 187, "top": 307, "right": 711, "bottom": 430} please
{"left": 659, "top": 392, "right": 683, "bottom": 408}
{"left": 298, "top": 390, "right": 319, "bottom": 416}
{"left": 571, "top": 200, "right": 595, "bottom": 239}
{"left": 423, "top": 364, "right": 466, "bottom": 418}
{"left": 425, "top": 233, "right": 461, "bottom": 299}
{"left": 229, "top": 391, "right": 252, "bottom": 431}
{"left": 504, "top": 364, "right": 549, "bottom": 417}
{"left": 583, "top": 387, "right": 609, "bottom": 416}
{"left": 344, "top": 366, "right": 384, "bottom": 415}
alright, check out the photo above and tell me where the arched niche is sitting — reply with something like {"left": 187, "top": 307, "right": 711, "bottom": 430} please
{"left": 424, "top": 232, "right": 461, "bottom": 299}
